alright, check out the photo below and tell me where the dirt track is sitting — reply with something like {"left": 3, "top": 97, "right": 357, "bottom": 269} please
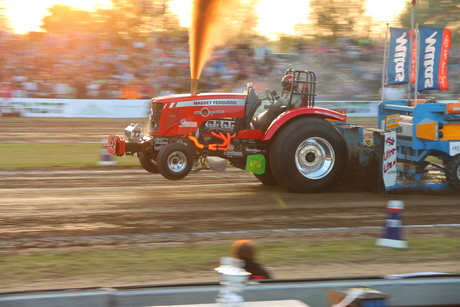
{"left": 2, "top": 165, "right": 460, "bottom": 246}
{"left": 1, "top": 118, "right": 460, "bottom": 291}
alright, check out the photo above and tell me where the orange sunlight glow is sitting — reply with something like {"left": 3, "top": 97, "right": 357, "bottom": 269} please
{"left": 5, "top": 0, "right": 112, "bottom": 34}
{"left": 169, "top": 0, "right": 406, "bottom": 39}
{"left": 6, "top": 0, "right": 407, "bottom": 36}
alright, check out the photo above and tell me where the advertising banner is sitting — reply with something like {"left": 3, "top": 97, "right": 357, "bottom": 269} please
{"left": 6, "top": 98, "right": 150, "bottom": 118}
{"left": 382, "top": 131, "right": 397, "bottom": 189}
{"left": 417, "top": 26, "right": 452, "bottom": 91}
{"left": 387, "top": 28, "right": 411, "bottom": 85}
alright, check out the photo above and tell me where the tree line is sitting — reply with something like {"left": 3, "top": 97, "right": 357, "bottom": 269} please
{"left": 0, "top": 0, "right": 458, "bottom": 43}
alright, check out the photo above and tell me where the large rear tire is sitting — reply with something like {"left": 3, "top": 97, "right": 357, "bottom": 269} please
{"left": 139, "top": 155, "right": 159, "bottom": 174}
{"left": 445, "top": 154, "right": 460, "bottom": 190}
{"left": 269, "top": 117, "right": 348, "bottom": 193}
{"left": 157, "top": 143, "right": 193, "bottom": 180}
{"left": 253, "top": 161, "right": 279, "bottom": 186}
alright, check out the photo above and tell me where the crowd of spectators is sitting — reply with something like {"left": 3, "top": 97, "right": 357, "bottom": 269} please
{"left": 0, "top": 30, "right": 283, "bottom": 101}
{"left": 0, "top": 29, "right": 459, "bottom": 102}
{"left": 301, "top": 37, "right": 460, "bottom": 100}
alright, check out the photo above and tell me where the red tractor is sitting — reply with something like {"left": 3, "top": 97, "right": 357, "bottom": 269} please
{"left": 107, "top": 67, "right": 349, "bottom": 193}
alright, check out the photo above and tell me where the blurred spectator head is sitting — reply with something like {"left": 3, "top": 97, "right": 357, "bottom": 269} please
{"left": 230, "top": 239, "right": 256, "bottom": 262}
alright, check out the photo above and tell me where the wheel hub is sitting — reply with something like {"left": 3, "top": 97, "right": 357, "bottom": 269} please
{"left": 295, "top": 137, "right": 335, "bottom": 179}
{"left": 167, "top": 151, "right": 188, "bottom": 172}
{"left": 305, "top": 152, "right": 316, "bottom": 163}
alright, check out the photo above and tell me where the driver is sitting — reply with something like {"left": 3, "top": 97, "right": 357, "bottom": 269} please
{"left": 253, "top": 74, "right": 303, "bottom": 131}
{"left": 272, "top": 74, "right": 303, "bottom": 109}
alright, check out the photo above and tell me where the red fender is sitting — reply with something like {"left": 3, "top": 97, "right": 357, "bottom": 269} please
{"left": 262, "top": 107, "right": 346, "bottom": 141}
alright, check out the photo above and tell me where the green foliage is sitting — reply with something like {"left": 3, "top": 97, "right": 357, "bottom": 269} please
{"left": 40, "top": 5, "right": 93, "bottom": 32}
{"left": 0, "top": 0, "right": 10, "bottom": 31}
{"left": 399, "top": 0, "right": 460, "bottom": 42}
{"left": 225, "top": 0, "right": 261, "bottom": 42}
{"left": 39, "top": 0, "right": 184, "bottom": 40}
{"left": 36, "top": 0, "right": 264, "bottom": 44}
{"left": 0, "top": 143, "right": 138, "bottom": 168}
{"left": 308, "top": 0, "right": 371, "bottom": 41}
{"left": 95, "top": 0, "right": 162, "bottom": 38}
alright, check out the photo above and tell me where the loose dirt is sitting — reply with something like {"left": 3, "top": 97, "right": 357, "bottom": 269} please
{"left": 1, "top": 118, "right": 459, "bottom": 292}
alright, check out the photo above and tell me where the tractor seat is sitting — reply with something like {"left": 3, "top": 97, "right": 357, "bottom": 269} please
{"left": 251, "top": 106, "right": 287, "bottom": 132}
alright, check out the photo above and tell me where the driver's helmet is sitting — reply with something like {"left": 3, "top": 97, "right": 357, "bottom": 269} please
{"left": 281, "top": 74, "right": 294, "bottom": 90}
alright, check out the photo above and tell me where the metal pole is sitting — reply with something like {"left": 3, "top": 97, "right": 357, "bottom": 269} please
{"left": 414, "top": 22, "right": 419, "bottom": 104}
{"left": 411, "top": 0, "right": 417, "bottom": 104}
{"left": 381, "top": 23, "right": 390, "bottom": 102}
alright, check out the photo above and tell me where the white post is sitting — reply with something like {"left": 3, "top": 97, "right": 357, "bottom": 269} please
{"left": 381, "top": 23, "right": 390, "bottom": 102}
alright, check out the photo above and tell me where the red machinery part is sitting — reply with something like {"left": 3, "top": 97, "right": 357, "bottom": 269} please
{"left": 106, "top": 135, "right": 126, "bottom": 156}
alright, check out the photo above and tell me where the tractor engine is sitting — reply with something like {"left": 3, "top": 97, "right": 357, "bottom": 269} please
{"left": 195, "top": 119, "right": 238, "bottom": 152}
{"left": 198, "top": 119, "right": 236, "bottom": 136}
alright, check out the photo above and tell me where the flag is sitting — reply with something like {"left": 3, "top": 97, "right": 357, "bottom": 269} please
{"left": 417, "top": 26, "right": 452, "bottom": 91}
{"left": 387, "top": 28, "right": 411, "bottom": 85}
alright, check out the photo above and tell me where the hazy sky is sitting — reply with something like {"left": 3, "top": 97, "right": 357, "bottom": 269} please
{"left": 170, "top": 0, "right": 406, "bottom": 38}
{"left": 4, "top": 0, "right": 406, "bottom": 37}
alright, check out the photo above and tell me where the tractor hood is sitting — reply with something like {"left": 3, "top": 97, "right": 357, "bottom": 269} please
{"left": 151, "top": 92, "right": 247, "bottom": 104}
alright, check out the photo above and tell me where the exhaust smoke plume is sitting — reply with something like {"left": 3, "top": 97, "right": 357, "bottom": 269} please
{"left": 189, "top": 0, "right": 236, "bottom": 94}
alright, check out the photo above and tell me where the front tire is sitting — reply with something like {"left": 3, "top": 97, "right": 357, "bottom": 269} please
{"left": 157, "top": 143, "right": 193, "bottom": 180}
{"left": 269, "top": 117, "right": 348, "bottom": 193}
{"left": 445, "top": 154, "right": 460, "bottom": 190}
{"left": 139, "top": 155, "right": 159, "bottom": 174}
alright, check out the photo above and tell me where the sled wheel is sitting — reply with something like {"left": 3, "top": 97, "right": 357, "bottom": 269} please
{"left": 253, "top": 160, "right": 279, "bottom": 186}
{"left": 157, "top": 143, "right": 193, "bottom": 180}
{"left": 269, "top": 117, "right": 348, "bottom": 193}
{"left": 139, "top": 155, "right": 159, "bottom": 174}
{"left": 445, "top": 154, "right": 460, "bottom": 190}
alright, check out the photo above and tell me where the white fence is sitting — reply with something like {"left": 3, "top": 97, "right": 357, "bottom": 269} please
{"left": 2, "top": 98, "right": 381, "bottom": 118}
{"left": 3, "top": 98, "right": 150, "bottom": 118}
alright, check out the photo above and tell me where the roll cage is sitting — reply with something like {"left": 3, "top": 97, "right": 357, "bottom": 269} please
{"left": 242, "top": 67, "right": 317, "bottom": 129}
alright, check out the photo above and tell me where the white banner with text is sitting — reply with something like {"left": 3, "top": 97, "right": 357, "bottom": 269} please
{"left": 3, "top": 98, "right": 383, "bottom": 118}
{"left": 4, "top": 98, "right": 150, "bottom": 118}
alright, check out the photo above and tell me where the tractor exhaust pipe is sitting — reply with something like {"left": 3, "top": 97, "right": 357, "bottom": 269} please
{"left": 191, "top": 79, "right": 199, "bottom": 96}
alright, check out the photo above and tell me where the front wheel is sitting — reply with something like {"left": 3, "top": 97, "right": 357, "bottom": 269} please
{"left": 139, "top": 155, "right": 159, "bottom": 174}
{"left": 157, "top": 143, "right": 193, "bottom": 180}
{"left": 269, "top": 117, "right": 348, "bottom": 193}
{"left": 445, "top": 154, "right": 460, "bottom": 190}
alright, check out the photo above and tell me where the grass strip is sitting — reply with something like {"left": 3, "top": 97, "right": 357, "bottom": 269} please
{"left": 0, "top": 117, "right": 376, "bottom": 168}
{"left": 0, "top": 143, "right": 139, "bottom": 168}
{"left": 1, "top": 238, "right": 459, "bottom": 283}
